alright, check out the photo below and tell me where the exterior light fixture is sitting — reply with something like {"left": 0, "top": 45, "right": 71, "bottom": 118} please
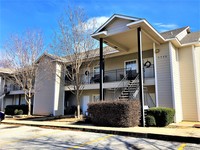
{"left": 155, "top": 49, "right": 160, "bottom": 53}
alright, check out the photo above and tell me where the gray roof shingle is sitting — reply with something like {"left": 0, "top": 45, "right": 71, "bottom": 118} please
{"left": 180, "top": 31, "right": 200, "bottom": 44}
{"left": 160, "top": 26, "right": 189, "bottom": 39}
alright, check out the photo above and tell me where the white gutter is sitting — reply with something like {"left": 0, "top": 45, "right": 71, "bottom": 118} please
{"left": 165, "top": 37, "right": 200, "bottom": 47}
{"left": 91, "top": 31, "right": 108, "bottom": 39}
{"left": 127, "top": 19, "right": 166, "bottom": 42}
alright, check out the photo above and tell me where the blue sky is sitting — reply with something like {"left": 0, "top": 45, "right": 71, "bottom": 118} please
{"left": 0, "top": 0, "right": 200, "bottom": 53}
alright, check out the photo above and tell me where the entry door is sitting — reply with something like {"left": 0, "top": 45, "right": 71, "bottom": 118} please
{"left": 125, "top": 60, "right": 137, "bottom": 80}
{"left": 81, "top": 96, "right": 90, "bottom": 115}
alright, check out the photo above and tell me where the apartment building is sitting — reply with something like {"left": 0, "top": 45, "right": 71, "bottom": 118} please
{"left": 1, "top": 14, "right": 199, "bottom": 122}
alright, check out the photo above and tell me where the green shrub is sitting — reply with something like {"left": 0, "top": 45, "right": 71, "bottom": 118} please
{"left": 88, "top": 100, "right": 140, "bottom": 127}
{"left": 146, "top": 107, "right": 175, "bottom": 127}
{"left": 18, "top": 110, "right": 23, "bottom": 115}
{"left": 14, "top": 109, "right": 23, "bottom": 115}
{"left": 5, "top": 105, "right": 32, "bottom": 115}
{"left": 145, "top": 115, "right": 156, "bottom": 127}
{"left": 14, "top": 109, "right": 19, "bottom": 115}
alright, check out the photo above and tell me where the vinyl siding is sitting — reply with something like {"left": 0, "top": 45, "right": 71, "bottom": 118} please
{"left": 169, "top": 42, "right": 182, "bottom": 122}
{"left": 33, "top": 57, "right": 56, "bottom": 115}
{"left": 85, "top": 50, "right": 153, "bottom": 74}
{"left": 156, "top": 43, "right": 173, "bottom": 108}
{"left": 193, "top": 46, "right": 200, "bottom": 121}
{"left": 176, "top": 29, "right": 188, "bottom": 41}
{"left": 179, "top": 46, "right": 198, "bottom": 121}
{"left": 54, "top": 63, "right": 64, "bottom": 116}
{"left": 106, "top": 18, "right": 131, "bottom": 35}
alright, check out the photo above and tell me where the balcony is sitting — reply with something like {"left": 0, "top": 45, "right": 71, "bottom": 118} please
{"left": 65, "top": 65, "right": 155, "bottom": 87}
{"left": 3, "top": 84, "right": 24, "bottom": 95}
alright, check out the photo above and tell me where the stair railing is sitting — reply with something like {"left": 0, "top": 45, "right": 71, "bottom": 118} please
{"left": 128, "top": 74, "right": 139, "bottom": 100}
{"left": 134, "top": 86, "right": 156, "bottom": 108}
{"left": 113, "top": 76, "right": 128, "bottom": 100}
{"left": 143, "top": 87, "right": 156, "bottom": 108}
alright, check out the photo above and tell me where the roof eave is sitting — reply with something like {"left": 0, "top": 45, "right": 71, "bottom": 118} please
{"left": 182, "top": 41, "right": 200, "bottom": 47}
{"left": 127, "top": 19, "right": 166, "bottom": 43}
{"left": 91, "top": 31, "right": 108, "bottom": 40}
{"left": 93, "top": 14, "right": 140, "bottom": 34}
{"left": 166, "top": 37, "right": 200, "bottom": 47}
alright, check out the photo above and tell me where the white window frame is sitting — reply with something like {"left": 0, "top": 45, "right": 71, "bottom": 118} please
{"left": 92, "top": 94, "right": 100, "bottom": 102}
{"left": 124, "top": 59, "right": 138, "bottom": 75}
{"left": 93, "top": 65, "right": 100, "bottom": 77}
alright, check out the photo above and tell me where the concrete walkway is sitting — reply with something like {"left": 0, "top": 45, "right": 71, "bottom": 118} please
{"left": 2, "top": 119, "right": 200, "bottom": 144}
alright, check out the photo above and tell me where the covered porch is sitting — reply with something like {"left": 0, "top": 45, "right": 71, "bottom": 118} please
{"left": 91, "top": 14, "right": 165, "bottom": 126}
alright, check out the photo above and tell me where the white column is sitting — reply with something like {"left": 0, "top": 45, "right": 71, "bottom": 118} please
{"left": 192, "top": 45, "right": 200, "bottom": 121}
{"left": 153, "top": 43, "right": 159, "bottom": 107}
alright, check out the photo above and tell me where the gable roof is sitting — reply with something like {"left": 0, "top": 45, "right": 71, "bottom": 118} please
{"left": 180, "top": 31, "right": 200, "bottom": 44}
{"left": 0, "top": 68, "right": 13, "bottom": 74}
{"left": 160, "top": 26, "right": 189, "bottom": 39}
{"left": 35, "top": 52, "right": 65, "bottom": 64}
{"left": 93, "top": 14, "right": 142, "bottom": 34}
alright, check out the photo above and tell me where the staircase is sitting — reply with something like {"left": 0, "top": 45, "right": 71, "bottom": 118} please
{"left": 118, "top": 75, "right": 139, "bottom": 100}
{"left": 116, "top": 75, "right": 155, "bottom": 108}
{"left": 143, "top": 87, "right": 155, "bottom": 108}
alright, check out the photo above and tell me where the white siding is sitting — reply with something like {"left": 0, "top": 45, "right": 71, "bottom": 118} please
{"left": 179, "top": 46, "right": 198, "bottom": 121}
{"left": 54, "top": 63, "right": 64, "bottom": 116}
{"left": 169, "top": 42, "right": 182, "bottom": 122}
{"left": 193, "top": 46, "right": 200, "bottom": 121}
{"left": 0, "top": 77, "right": 5, "bottom": 111}
{"left": 176, "top": 29, "right": 188, "bottom": 41}
{"left": 156, "top": 43, "right": 173, "bottom": 108}
{"left": 106, "top": 18, "right": 131, "bottom": 35}
{"left": 33, "top": 57, "right": 56, "bottom": 115}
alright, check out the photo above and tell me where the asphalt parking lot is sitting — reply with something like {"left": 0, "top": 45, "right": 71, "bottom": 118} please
{"left": 0, "top": 124, "right": 199, "bottom": 150}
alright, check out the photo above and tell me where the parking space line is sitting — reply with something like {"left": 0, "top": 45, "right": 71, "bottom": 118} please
{"left": 177, "top": 143, "right": 186, "bottom": 150}
{"left": 68, "top": 134, "right": 114, "bottom": 150}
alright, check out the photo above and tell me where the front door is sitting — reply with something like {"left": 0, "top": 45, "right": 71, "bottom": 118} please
{"left": 124, "top": 60, "right": 137, "bottom": 80}
{"left": 81, "top": 96, "right": 90, "bottom": 115}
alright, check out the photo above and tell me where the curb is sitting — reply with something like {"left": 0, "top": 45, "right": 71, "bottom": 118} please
{"left": 2, "top": 121, "right": 200, "bottom": 144}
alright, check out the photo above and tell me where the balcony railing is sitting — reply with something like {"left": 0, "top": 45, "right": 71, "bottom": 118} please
{"left": 65, "top": 65, "right": 155, "bottom": 85}
{"left": 144, "top": 64, "right": 154, "bottom": 78}
{"left": 3, "top": 85, "right": 22, "bottom": 93}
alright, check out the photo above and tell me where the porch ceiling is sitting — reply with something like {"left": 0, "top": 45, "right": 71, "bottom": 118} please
{"left": 92, "top": 19, "right": 166, "bottom": 52}
{"left": 104, "top": 29, "right": 155, "bottom": 52}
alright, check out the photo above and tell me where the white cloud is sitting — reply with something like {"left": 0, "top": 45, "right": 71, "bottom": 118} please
{"left": 154, "top": 23, "right": 179, "bottom": 32}
{"left": 83, "top": 16, "right": 109, "bottom": 31}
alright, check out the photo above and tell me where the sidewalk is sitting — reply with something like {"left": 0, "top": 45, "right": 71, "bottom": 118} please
{"left": 2, "top": 119, "right": 200, "bottom": 144}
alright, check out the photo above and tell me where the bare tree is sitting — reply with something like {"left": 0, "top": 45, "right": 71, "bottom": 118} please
{"left": 1, "top": 30, "right": 43, "bottom": 115}
{"left": 51, "top": 6, "right": 99, "bottom": 118}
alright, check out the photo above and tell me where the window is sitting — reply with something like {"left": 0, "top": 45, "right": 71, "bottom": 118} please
{"left": 92, "top": 94, "right": 100, "bottom": 102}
{"left": 125, "top": 60, "right": 137, "bottom": 72}
{"left": 124, "top": 60, "right": 137, "bottom": 80}
{"left": 21, "top": 95, "right": 27, "bottom": 105}
{"left": 93, "top": 66, "right": 100, "bottom": 76}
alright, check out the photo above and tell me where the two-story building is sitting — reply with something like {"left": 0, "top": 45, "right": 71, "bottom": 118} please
{"left": 1, "top": 14, "right": 199, "bottom": 123}
{"left": 0, "top": 68, "right": 28, "bottom": 111}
